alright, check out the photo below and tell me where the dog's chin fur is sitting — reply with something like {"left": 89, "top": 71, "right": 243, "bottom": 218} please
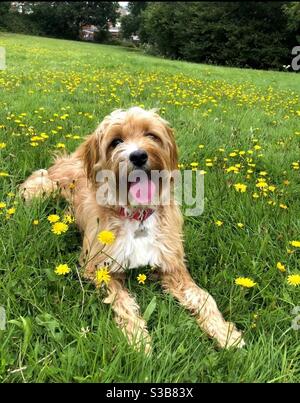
{"left": 20, "top": 107, "right": 245, "bottom": 351}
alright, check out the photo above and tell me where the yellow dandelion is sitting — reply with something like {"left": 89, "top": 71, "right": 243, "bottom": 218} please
{"left": 237, "top": 223, "right": 244, "bottom": 228}
{"left": 256, "top": 181, "right": 268, "bottom": 189}
{"left": 235, "top": 277, "right": 256, "bottom": 288}
{"left": 234, "top": 183, "right": 247, "bottom": 193}
{"left": 55, "top": 264, "right": 71, "bottom": 276}
{"left": 7, "top": 208, "right": 16, "bottom": 215}
{"left": 137, "top": 273, "right": 147, "bottom": 284}
{"left": 290, "top": 241, "right": 300, "bottom": 248}
{"left": 0, "top": 143, "right": 6, "bottom": 149}
{"left": 276, "top": 262, "right": 286, "bottom": 273}
{"left": 47, "top": 214, "right": 60, "bottom": 223}
{"left": 0, "top": 202, "right": 6, "bottom": 209}
{"left": 97, "top": 230, "right": 115, "bottom": 245}
{"left": 287, "top": 274, "right": 300, "bottom": 287}
{"left": 226, "top": 166, "right": 239, "bottom": 173}
{"left": 51, "top": 222, "right": 69, "bottom": 235}
{"left": 279, "top": 203, "right": 288, "bottom": 210}
{"left": 55, "top": 143, "right": 65, "bottom": 149}
{"left": 33, "top": 219, "right": 39, "bottom": 225}
{"left": 215, "top": 220, "right": 223, "bottom": 227}
{"left": 95, "top": 267, "right": 111, "bottom": 286}
{"left": 63, "top": 214, "right": 75, "bottom": 224}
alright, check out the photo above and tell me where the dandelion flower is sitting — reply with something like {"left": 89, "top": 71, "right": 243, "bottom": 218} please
{"left": 7, "top": 208, "right": 16, "bottom": 215}
{"left": 235, "top": 277, "right": 256, "bottom": 288}
{"left": 290, "top": 241, "right": 300, "bottom": 248}
{"left": 287, "top": 274, "right": 300, "bottom": 287}
{"left": 55, "top": 264, "right": 71, "bottom": 276}
{"left": 215, "top": 220, "right": 223, "bottom": 226}
{"left": 33, "top": 219, "right": 39, "bottom": 225}
{"left": 0, "top": 143, "right": 6, "bottom": 149}
{"left": 256, "top": 181, "right": 268, "bottom": 189}
{"left": 97, "top": 230, "right": 115, "bottom": 245}
{"left": 234, "top": 183, "right": 247, "bottom": 193}
{"left": 48, "top": 214, "right": 60, "bottom": 223}
{"left": 63, "top": 214, "right": 75, "bottom": 224}
{"left": 52, "top": 222, "right": 69, "bottom": 235}
{"left": 279, "top": 203, "right": 288, "bottom": 210}
{"left": 137, "top": 273, "right": 147, "bottom": 284}
{"left": 276, "top": 262, "right": 286, "bottom": 272}
{"left": 0, "top": 202, "right": 6, "bottom": 209}
{"left": 237, "top": 223, "right": 244, "bottom": 228}
{"left": 95, "top": 267, "right": 111, "bottom": 286}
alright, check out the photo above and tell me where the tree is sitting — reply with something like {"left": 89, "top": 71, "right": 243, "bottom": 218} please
{"left": 121, "top": 1, "right": 147, "bottom": 39}
{"left": 140, "top": 2, "right": 295, "bottom": 70}
{"left": 283, "top": 2, "right": 300, "bottom": 41}
{"left": 28, "top": 2, "right": 119, "bottom": 40}
{"left": 0, "top": 2, "right": 10, "bottom": 26}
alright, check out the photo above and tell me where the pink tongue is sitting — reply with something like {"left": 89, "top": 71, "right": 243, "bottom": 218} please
{"left": 129, "top": 178, "right": 156, "bottom": 204}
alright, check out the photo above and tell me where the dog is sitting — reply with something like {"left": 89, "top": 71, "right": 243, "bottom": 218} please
{"left": 20, "top": 107, "right": 245, "bottom": 352}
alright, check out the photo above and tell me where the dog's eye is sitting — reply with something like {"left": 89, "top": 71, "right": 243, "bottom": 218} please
{"left": 110, "top": 138, "right": 123, "bottom": 148}
{"left": 145, "top": 133, "right": 160, "bottom": 142}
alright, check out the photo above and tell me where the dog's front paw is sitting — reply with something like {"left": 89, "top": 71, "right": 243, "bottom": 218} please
{"left": 20, "top": 169, "right": 57, "bottom": 201}
{"left": 216, "top": 322, "right": 245, "bottom": 349}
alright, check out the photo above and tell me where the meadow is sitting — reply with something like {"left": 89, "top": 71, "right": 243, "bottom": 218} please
{"left": 0, "top": 33, "right": 299, "bottom": 383}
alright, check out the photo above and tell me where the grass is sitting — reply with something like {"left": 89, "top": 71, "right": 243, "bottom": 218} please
{"left": 0, "top": 33, "right": 300, "bottom": 383}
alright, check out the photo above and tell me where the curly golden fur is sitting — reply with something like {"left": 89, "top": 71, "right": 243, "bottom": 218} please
{"left": 20, "top": 107, "right": 245, "bottom": 352}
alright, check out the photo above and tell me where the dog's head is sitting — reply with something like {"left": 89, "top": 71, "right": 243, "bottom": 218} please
{"left": 79, "top": 107, "right": 178, "bottom": 206}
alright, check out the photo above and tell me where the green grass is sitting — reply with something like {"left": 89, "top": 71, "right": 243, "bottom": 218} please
{"left": 0, "top": 33, "right": 300, "bottom": 383}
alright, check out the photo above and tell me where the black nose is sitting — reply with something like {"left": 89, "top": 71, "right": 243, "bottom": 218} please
{"left": 129, "top": 150, "right": 148, "bottom": 167}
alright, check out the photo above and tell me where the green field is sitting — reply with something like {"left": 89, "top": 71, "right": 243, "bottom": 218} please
{"left": 0, "top": 33, "right": 300, "bottom": 383}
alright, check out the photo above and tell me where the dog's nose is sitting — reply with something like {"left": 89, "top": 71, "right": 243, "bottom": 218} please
{"left": 129, "top": 150, "right": 148, "bottom": 167}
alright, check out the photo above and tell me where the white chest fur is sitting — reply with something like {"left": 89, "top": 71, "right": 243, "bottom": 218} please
{"left": 111, "top": 213, "right": 161, "bottom": 271}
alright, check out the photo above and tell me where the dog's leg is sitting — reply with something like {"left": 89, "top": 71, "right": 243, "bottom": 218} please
{"left": 102, "top": 275, "right": 152, "bottom": 354}
{"left": 19, "top": 169, "right": 57, "bottom": 201}
{"left": 160, "top": 263, "right": 245, "bottom": 349}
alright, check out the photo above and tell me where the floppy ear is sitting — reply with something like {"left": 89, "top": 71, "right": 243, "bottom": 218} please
{"left": 153, "top": 110, "right": 179, "bottom": 170}
{"left": 166, "top": 126, "right": 179, "bottom": 170}
{"left": 78, "top": 131, "right": 101, "bottom": 185}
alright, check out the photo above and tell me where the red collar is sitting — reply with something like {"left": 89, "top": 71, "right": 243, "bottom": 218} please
{"left": 119, "top": 207, "right": 155, "bottom": 222}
